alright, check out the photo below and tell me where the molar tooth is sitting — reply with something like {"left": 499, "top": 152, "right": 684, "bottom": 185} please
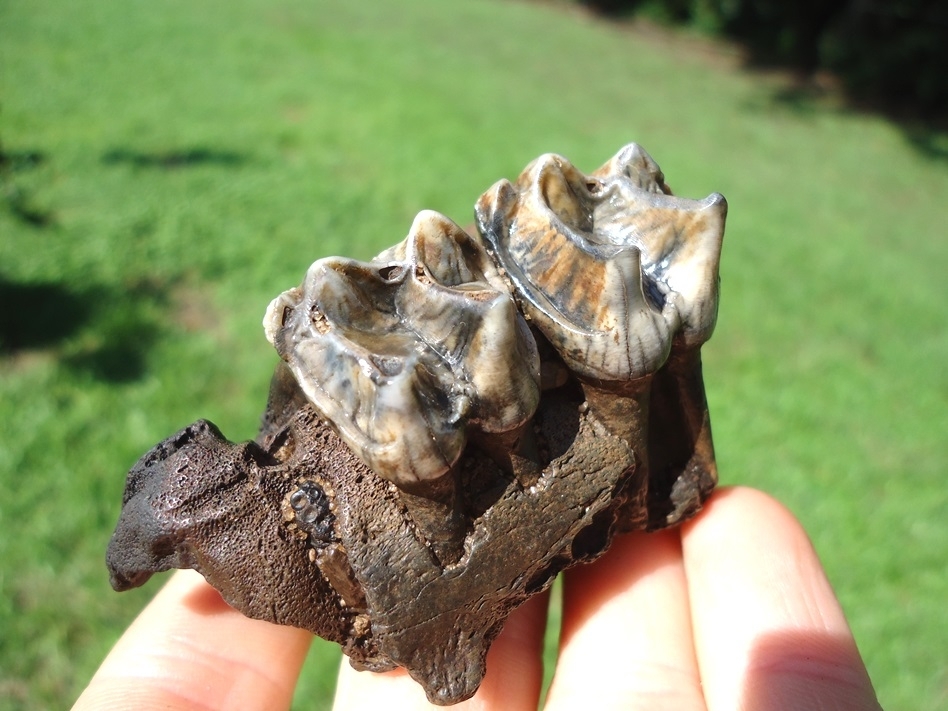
{"left": 476, "top": 155, "right": 671, "bottom": 387}
{"left": 475, "top": 143, "right": 725, "bottom": 530}
{"left": 263, "top": 211, "right": 542, "bottom": 560}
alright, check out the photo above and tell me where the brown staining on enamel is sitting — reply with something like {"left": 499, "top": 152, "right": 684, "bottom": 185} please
{"left": 108, "top": 143, "right": 726, "bottom": 706}
{"left": 477, "top": 152, "right": 677, "bottom": 383}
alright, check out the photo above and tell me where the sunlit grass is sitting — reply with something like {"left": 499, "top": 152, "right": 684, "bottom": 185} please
{"left": 2, "top": 0, "right": 946, "bottom": 708}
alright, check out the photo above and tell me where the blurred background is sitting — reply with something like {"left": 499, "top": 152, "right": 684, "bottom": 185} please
{"left": 2, "top": 0, "right": 945, "bottom": 708}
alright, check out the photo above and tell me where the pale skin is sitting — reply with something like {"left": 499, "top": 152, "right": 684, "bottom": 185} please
{"left": 74, "top": 487, "right": 882, "bottom": 710}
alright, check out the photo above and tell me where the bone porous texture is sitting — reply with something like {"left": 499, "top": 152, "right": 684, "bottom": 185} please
{"left": 107, "top": 144, "right": 727, "bottom": 705}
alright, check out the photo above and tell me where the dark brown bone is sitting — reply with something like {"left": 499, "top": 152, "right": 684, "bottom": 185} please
{"left": 109, "top": 363, "right": 641, "bottom": 701}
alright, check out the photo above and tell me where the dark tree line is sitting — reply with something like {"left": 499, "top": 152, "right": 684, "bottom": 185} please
{"left": 580, "top": 0, "right": 948, "bottom": 120}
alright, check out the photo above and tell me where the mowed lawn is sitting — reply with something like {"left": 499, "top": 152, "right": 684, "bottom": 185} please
{"left": 2, "top": 0, "right": 946, "bottom": 708}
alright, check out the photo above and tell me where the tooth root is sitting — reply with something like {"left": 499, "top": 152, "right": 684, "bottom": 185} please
{"left": 397, "top": 469, "right": 467, "bottom": 567}
{"left": 643, "top": 345, "right": 717, "bottom": 530}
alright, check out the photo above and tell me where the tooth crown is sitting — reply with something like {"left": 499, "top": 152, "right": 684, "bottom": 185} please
{"left": 475, "top": 144, "right": 727, "bottom": 383}
{"left": 264, "top": 210, "right": 541, "bottom": 486}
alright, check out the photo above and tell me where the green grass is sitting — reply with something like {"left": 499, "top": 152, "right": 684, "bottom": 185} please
{"left": 2, "top": 0, "right": 946, "bottom": 708}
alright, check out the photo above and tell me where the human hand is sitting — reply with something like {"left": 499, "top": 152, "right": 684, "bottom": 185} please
{"left": 74, "top": 487, "right": 882, "bottom": 710}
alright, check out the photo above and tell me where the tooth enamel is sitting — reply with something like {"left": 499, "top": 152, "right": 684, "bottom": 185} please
{"left": 264, "top": 211, "right": 540, "bottom": 487}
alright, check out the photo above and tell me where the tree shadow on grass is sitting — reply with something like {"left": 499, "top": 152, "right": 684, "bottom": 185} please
{"left": 101, "top": 147, "right": 249, "bottom": 170}
{"left": 0, "top": 275, "right": 166, "bottom": 383}
{"left": 0, "top": 146, "right": 56, "bottom": 227}
{"left": 767, "top": 82, "right": 948, "bottom": 164}
{"left": 0, "top": 279, "right": 92, "bottom": 352}
{"left": 575, "top": 3, "right": 948, "bottom": 164}
{"left": 902, "top": 125, "right": 948, "bottom": 163}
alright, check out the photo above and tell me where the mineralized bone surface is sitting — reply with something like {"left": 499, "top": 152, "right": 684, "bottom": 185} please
{"left": 107, "top": 144, "right": 727, "bottom": 705}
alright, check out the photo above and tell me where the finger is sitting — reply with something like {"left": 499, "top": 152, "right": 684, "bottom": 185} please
{"left": 682, "top": 486, "right": 881, "bottom": 711}
{"left": 333, "top": 587, "right": 549, "bottom": 711}
{"left": 73, "top": 570, "right": 312, "bottom": 711}
{"left": 545, "top": 528, "right": 706, "bottom": 711}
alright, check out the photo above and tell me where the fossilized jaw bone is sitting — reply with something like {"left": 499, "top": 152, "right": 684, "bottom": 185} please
{"left": 264, "top": 211, "right": 541, "bottom": 487}
{"left": 109, "top": 142, "right": 727, "bottom": 706}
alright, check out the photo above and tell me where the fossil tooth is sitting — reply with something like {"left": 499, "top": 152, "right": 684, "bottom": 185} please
{"left": 475, "top": 153, "right": 679, "bottom": 384}
{"left": 474, "top": 144, "right": 726, "bottom": 528}
{"left": 264, "top": 210, "right": 541, "bottom": 489}
{"left": 592, "top": 145, "right": 725, "bottom": 526}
